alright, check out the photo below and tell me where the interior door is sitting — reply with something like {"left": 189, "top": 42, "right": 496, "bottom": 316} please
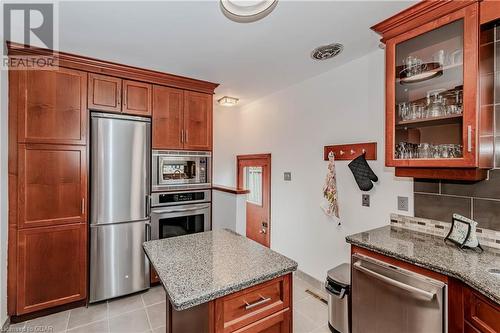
{"left": 237, "top": 154, "right": 271, "bottom": 247}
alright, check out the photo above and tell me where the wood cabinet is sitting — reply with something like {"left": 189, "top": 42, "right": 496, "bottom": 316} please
{"left": 480, "top": 0, "right": 500, "bottom": 25}
{"left": 152, "top": 85, "right": 184, "bottom": 149}
{"left": 231, "top": 309, "right": 290, "bottom": 333}
{"left": 88, "top": 73, "right": 122, "bottom": 113}
{"left": 18, "top": 68, "right": 87, "bottom": 145}
{"left": 465, "top": 287, "right": 500, "bottom": 333}
{"left": 214, "top": 275, "right": 290, "bottom": 333}
{"left": 17, "top": 144, "right": 87, "bottom": 229}
{"left": 372, "top": 1, "right": 494, "bottom": 180}
{"left": 165, "top": 274, "right": 292, "bottom": 333}
{"left": 10, "top": 65, "right": 90, "bottom": 317}
{"left": 123, "top": 80, "right": 152, "bottom": 116}
{"left": 153, "top": 87, "right": 213, "bottom": 150}
{"left": 352, "top": 246, "right": 500, "bottom": 333}
{"left": 17, "top": 223, "right": 87, "bottom": 314}
{"left": 151, "top": 267, "right": 160, "bottom": 284}
{"left": 89, "top": 74, "right": 152, "bottom": 116}
{"left": 183, "top": 91, "right": 213, "bottom": 151}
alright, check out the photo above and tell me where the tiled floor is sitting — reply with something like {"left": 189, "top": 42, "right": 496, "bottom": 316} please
{"left": 6, "top": 275, "right": 329, "bottom": 333}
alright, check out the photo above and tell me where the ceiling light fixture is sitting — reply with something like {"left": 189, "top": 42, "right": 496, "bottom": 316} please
{"left": 311, "top": 43, "right": 344, "bottom": 61}
{"left": 220, "top": 0, "right": 278, "bottom": 23}
{"left": 218, "top": 96, "right": 239, "bottom": 107}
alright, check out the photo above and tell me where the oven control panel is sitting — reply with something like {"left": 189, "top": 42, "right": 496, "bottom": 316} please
{"left": 159, "top": 192, "right": 205, "bottom": 203}
{"left": 151, "top": 189, "right": 211, "bottom": 207}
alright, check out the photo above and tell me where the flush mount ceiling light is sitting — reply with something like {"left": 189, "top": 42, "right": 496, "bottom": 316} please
{"left": 311, "top": 43, "right": 344, "bottom": 61}
{"left": 220, "top": 0, "right": 279, "bottom": 23}
{"left": 218, "top": 96, "right": 239, "bottom": 107}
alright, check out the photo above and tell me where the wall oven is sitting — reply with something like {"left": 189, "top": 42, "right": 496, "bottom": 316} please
{"left": 152, "top": 150, "right": 211, "bottom": 191}
{"left": 151, "top": 190, "right": 211, "bottom": 240}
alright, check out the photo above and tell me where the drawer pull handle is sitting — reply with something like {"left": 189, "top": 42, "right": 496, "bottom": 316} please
{"left": 244, "top": 295, "right": 271, "bottom": 310}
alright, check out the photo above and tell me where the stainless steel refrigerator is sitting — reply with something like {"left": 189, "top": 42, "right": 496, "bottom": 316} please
{"left": 90, "top": 112, "right": 151, "bottom": 303}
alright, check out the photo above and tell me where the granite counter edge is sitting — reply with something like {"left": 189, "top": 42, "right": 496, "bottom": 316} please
{"left": 346, "top": 237, "right": 500, "bottom": 305}
{"left": 169, "top": 264, "right": 298, "bottom": 311}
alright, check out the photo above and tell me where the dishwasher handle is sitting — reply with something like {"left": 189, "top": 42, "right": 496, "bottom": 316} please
{"left": 353, "top": 261, "right": 436, "bottom": 301}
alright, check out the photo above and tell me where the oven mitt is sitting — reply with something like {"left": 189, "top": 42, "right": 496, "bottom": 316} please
{"left": 348, "top": 153, "right": 378, "bottom": 191}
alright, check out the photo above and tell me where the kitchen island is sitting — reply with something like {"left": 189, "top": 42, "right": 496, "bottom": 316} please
{"left": 143, "top": 229, "right": 297, "bottom": 333}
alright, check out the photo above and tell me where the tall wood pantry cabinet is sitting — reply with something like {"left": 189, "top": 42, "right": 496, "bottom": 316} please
{"left": 9, "top": 68, "right": 88, "bottom": 315}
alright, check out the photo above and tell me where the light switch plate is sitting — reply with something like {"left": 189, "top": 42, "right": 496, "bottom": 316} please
{"left": 284, "top": 172, "right": 292, "bottom": 181}
{"left": 398, "top": 196, "right": 409, "bottom": 211}
{"left": 362, "top": 194, "right": 370, "bottom": 207}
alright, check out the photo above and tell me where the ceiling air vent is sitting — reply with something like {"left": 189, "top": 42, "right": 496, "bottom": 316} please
{"left": 311, "top": 43, "right": 344, "bottom": 61}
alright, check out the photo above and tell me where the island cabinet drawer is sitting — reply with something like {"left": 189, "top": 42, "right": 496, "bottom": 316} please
{"left": 232, "top": 308, "right": 290, "bottom": 333}
{"left": 464, "top": 287, "right": 500, "bottom": 333}
{"left": 214, "top": 274, "right": 291, "bottom": 333}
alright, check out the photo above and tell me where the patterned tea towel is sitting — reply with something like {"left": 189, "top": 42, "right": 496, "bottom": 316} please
{"left": 321, "top": 153, "right": 340, "bottom": 220}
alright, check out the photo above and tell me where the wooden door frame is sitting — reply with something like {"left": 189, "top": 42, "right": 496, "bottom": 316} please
{"left": 236, "top": 154, "right": 271, "bottom": 246}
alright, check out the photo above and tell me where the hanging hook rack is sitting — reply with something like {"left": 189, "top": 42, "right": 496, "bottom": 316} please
{"left": 324, "top": 142, "right": 377, "bottom": 161}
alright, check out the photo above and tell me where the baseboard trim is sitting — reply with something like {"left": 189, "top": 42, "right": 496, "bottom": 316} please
{"left": 10, "top": 300, "right": 86, "bottom": 324}
{"left": 2, "top": 317, "right": 10, "bottom": 332}
{"left": 294, "top": 269, "right": 328, "bottom": 299}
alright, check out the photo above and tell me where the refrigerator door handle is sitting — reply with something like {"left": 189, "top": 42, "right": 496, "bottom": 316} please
{"left": 145, "top": 194, "right": 151, "bottom": 217}
{"left": 145, "top": 222, "right": 151, "bottom": 241}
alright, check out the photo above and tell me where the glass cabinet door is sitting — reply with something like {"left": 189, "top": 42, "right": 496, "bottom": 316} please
{"left": 394, "top": 19, "right": 465, "bottom": 162}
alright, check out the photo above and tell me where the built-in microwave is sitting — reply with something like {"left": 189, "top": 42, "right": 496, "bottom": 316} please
{"left": 152, "top": 150, "right": 211, "bottom": 191}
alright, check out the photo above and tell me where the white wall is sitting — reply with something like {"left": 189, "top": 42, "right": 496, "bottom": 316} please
{"left": 212, "top": 190, "right": 247, "bottom": 236}
{"left": 213, "top": 50, "right": 413, "bottom": 281}
{"left": 0, "top": 48, "right": 9, "bottom": 325}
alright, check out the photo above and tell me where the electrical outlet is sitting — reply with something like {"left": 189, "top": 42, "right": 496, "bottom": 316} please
{"left": 398, "top": 196, "right": 409, "bottom": 211}
{"left": 284, "top": 172, "right": 292, "bottom": 181}
{"left": 362, "top": 194, "right": 370, "bottom": 207}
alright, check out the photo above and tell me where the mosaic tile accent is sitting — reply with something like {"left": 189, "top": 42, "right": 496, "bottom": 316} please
{"left": 390, "top": 213, "right": 500, "bottom": 249}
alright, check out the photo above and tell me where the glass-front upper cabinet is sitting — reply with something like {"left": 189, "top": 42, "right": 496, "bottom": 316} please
{"left": 395, "top": 20, "right": 464, "bottom": 160}
{"left": 383, "top": 4, "right": 482, "bottom": 168}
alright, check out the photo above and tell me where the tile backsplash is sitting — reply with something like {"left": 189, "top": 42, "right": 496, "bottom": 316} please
{"left": 390, "top": 213, "right": 500, "bottom": 250}
{"left": 414, "top": 170, "right": 500, "bottom": 231}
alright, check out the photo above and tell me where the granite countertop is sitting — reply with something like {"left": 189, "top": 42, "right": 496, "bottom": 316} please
{"left": 143, "top": 229, "right": 298, "bottom": 311}
{"left": 346, "top": 225, "right": 500, "bottom": 304}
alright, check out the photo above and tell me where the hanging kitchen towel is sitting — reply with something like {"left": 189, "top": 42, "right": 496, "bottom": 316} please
{"left": 348, "top": 152, "right": 378, "bottom": 191}
{"left": 321, "top": 153, "right": 340, "bottom": 219}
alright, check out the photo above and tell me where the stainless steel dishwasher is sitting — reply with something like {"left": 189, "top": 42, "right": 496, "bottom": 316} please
{"left": 351, "top": 254, "right": 447, "bottom": 333}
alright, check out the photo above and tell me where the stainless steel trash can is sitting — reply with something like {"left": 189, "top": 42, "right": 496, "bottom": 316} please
{"left": 325, "top": 263, "right": 351, "bottom": 333}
